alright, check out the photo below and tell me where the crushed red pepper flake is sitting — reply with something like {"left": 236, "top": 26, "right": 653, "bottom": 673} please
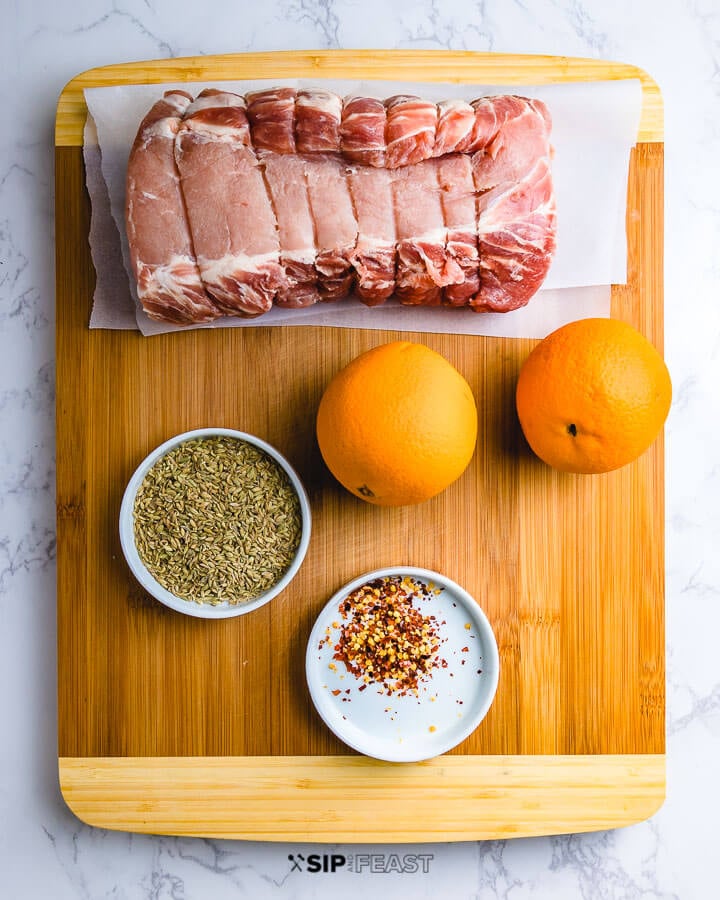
{"left": 332, "top": 575, "right": 446, "bottom": 696}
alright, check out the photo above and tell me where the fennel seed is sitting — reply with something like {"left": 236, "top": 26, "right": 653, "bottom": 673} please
{"left": 133, "top": 436, "right": 302, "bottom": 605}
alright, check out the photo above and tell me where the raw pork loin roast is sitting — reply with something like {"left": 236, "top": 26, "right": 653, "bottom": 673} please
{"left": 125, "top": 87, "right": 557, "bottom": 324}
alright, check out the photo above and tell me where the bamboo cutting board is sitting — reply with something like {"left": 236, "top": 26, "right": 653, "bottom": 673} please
{"left": 56, "top": 51, "right": 665, "bottom": 841}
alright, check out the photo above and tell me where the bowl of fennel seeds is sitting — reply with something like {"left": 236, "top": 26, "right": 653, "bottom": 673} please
{"left": 119, "top": 428, "right": 311, "bottom": 618}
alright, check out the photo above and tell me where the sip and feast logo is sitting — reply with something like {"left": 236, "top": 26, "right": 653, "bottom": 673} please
{"left": 288, "top": 852, "right": 434, "bottom": 874}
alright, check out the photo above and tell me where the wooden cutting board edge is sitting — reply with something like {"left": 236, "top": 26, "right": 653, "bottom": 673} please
{"left": 55, "top": 49, "right": 663, "bottom": 145}
{"left": 55, "top": 50, "right": 666, "bottom": 841}
{"left": 58, "top": 754, "right": 665, "bottom": 842}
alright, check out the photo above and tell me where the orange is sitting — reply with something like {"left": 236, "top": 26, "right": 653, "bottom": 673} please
{"left": 516, "top": 318, "right": 671, "bottom": 474}
{"left": 316, "top": 341, "right": 478, "bottom": 506}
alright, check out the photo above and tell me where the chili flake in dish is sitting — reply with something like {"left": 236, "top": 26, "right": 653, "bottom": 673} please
{"left": 305, "top": 567, "right": 500, "bottom": 762}
{"left": 330, "top": 575, "right": 447, "bottom": 696}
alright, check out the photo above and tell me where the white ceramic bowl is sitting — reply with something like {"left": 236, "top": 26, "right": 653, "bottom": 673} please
{"left": 119, "top": 427, "right": 311, "bottom": 619}
{"left": 306, "top": 566, "right": 500, "bottom": 762}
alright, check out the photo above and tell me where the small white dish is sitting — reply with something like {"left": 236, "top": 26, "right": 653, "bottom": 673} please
{"left": 306, "top": 567, "right": 499, "bottom": 762}
{"left": 119, "top": 427, "right": 311, "bottom": 618}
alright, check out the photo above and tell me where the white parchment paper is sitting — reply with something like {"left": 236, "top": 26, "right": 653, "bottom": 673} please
{"left": 84, "top": 77, "right": 643, "bottom": 337}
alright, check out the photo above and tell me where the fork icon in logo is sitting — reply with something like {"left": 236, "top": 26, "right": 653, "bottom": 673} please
{"left": 288, "top": 853, "right": 305, "bottom": 872}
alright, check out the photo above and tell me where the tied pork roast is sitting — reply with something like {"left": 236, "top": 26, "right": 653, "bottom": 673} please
{"left": 125, "top": 87, "right": 557, "bottom": 324}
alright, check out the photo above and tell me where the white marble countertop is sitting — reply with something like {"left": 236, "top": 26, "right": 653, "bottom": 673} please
{"left": 2, "top": 0, "right": 718, "bottom": 897}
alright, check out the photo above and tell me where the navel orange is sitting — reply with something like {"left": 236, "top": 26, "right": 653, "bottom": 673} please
{"left": 516, "top": 318, "right": 671, "bottom": 474}
{"left": 316, "top": 341, "right": 478, "bottom": 506}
